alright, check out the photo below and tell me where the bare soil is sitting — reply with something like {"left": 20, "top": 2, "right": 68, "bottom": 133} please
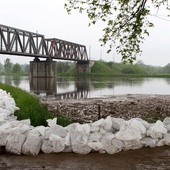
{"left": 0, "top": 146, "right": 170, "bottom": 170}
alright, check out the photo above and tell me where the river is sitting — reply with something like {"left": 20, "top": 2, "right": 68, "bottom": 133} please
{"left": 0, "top": 76, "right": 170, "bottom": 98}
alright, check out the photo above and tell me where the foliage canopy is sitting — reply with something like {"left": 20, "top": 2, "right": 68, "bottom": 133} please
{"left": 65, "top": 0, "right": 169, "bottom": 63}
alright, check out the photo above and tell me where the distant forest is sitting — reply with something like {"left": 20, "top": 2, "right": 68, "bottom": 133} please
{"left": 1, "top": 58, "right": 170, "bottom": 76}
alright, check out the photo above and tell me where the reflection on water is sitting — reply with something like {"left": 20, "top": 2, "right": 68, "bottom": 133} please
{"left": 1, "top": 76, "right": 170, "bottom": 98}
{"left": 30, "top": 78, "right": 56, "bottom": 96}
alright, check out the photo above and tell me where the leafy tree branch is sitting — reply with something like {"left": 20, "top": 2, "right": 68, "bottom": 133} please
{"left": 65, "top": 0, "right": 169, "bottom": 63}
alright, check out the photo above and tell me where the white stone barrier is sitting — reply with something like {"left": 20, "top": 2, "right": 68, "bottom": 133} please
{"left": 0, "top": 89, "right": 170, "bottom": 155}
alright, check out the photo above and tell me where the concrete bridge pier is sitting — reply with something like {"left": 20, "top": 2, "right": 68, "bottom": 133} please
{"left": 30, "top": 57, "right": 56, "bottom": 78}
{"left": 29, "top": 57, "right": 56, "bottom": 95}
{"left": 76, "top": 60, "right": 91, "bottom": 74}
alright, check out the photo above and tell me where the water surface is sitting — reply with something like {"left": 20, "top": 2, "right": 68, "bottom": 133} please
{"left": 0, "top": 76, "right": 170, "bottom": 99}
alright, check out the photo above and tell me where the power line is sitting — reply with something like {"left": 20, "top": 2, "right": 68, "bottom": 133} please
{"left": 150, "top": 14, "right": 170, "bottom": 22}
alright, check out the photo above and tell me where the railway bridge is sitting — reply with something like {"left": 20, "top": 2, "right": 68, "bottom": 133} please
{"left": 0, "top": 24, "right": 90, "bottom": 77}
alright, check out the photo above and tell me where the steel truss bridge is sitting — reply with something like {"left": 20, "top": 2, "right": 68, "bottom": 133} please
{"left": 0, "top": 24, "right": 88, "bottom": 61}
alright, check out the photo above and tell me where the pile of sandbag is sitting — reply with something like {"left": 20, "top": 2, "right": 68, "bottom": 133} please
{"left": 0, "top": 89, "right": 170, "bottom": 155}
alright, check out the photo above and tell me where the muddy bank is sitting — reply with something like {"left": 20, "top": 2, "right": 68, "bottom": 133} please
{"left": 0, "top": 146, "right": 170, "bottom": 170}
{"left": 42, "top": 94, "right": 170, "bottom": 123}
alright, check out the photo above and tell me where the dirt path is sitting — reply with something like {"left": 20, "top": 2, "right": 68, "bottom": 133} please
{"left": 0, "top": 146, "right": 170, "bottom": 170}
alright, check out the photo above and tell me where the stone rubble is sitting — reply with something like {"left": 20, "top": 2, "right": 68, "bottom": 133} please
{"left": 1, "top": 89, "right": 170, "bottom": 155}
{"left": 41, "top": 94, "right": 170, "bottom": 123}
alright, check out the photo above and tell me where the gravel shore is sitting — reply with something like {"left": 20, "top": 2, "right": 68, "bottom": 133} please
{"left": 41, "top": 94, "right": 170, "bottom": 123}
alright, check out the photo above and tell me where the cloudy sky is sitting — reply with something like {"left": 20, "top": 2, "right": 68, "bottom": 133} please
{"left": 0, "top": 0, "right": 170, "bottom": 66}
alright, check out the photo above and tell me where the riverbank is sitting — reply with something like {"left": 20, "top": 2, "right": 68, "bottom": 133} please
{"left": 41, "top": 94, "right": 170, "bottom": 123}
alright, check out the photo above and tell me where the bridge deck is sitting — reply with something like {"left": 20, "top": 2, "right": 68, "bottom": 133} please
{"left": 0, "top": 24, "right": 88, "bottom": 61}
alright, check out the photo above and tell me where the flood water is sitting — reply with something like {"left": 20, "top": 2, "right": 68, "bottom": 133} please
{"left": 1, "top": 76, "right": 170, "bottom": 98}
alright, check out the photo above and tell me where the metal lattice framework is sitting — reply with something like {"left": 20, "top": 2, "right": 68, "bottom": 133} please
{"left": 0, "top": 24, "right": 88, "bottom": 61}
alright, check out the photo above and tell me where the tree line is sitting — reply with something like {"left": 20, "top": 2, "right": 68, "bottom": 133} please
{"left": 1, "top": 58, "right": 170, "bottom": 75}
{"left": 0, "top": 58, "right": 75, "bottom": 75}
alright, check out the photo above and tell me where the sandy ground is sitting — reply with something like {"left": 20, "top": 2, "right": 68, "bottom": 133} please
{"left": 0, "top": 146, "right": 170, "bottom": 170}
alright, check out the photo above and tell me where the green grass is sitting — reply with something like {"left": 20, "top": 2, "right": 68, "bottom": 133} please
{"left": 0, "top": 83, "right": 72, "bottom": 127}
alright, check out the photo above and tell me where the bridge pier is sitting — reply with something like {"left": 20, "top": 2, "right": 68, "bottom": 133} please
{"left": 30, "top": 58, "right": 56, "bottom": 78}
{"left": 29, "top": 58, "right": 56, "bottom": 95}
{"left": 76, "top": 61, "right": 91, "bottom": 74}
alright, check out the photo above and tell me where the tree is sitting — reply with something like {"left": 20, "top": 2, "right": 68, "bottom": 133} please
{"left": 4, "top": 58, "right": 12, "bottom": 74}
{"left": 0, "top": 62, "right": 4, "bottom": 73}
{"left": 12, "top": 63, "right": 22, "bottom": 74}
{"left": 65, "top": 0, "right": 168, "bottom": 62}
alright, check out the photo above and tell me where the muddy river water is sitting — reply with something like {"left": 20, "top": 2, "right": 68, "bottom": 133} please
{"left": 0, "top": 146, "right": 170, "bottom": 170}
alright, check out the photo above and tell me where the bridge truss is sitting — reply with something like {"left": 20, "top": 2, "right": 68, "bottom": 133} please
{"left": 0, "top": 24, "right": 88, "bottom": 61}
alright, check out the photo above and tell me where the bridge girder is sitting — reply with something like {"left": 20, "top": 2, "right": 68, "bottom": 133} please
{"left": 0, "top": 24, "right": 88, "bottom": 61}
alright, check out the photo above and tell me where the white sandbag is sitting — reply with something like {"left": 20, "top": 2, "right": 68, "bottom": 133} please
{"left": 69, "top": 128, "right": 80, "bottom": 145}
{"left": 0, "top": 131, "right": 10, "bottom": 146}
{"left": 163, "top": 117, "right": 170, "bottom": 126}
{"left": 163, "top": 117, "right": 170, "bottom": 132}
{"left": 44, "top": 125, "right": 67, "bottom": 139}
{"left": 101, "top": 133, "right": 124, "bottom": 154}
{"left": 141, "top": 137, "right": 157, "bottom": 148}
{"left": 100, "top": 133, "right": 115, "bottom": 144}
{"left": 147, "top": 120, "right": 167, "bottom": 139}
{"left": 89, "top": 132, "right": 101, "bottom": 143}
{"left": 157, "top": 134, "right": 170, "bottom": 146}
{"left": 90, "top": 125, "right": 100, "bottom": 133}
{"left": 128, "top": 118, "right": 150, "bottom": 133}
{"left": 20, "top": 119, "right": 31, "bottom": 126}
{"left": 6, "top": 134, "right": 26, "bottom": 155}
{"left": 41, "top": 139, "right": 53, "bottom": 154}
{"left": 49, "top": 134, "right": 65, "bottom": 153}
{"left": 88, "top": 142, "right": 104, "bottom": 152}
{"left": 115, "top": 121, "right": 142, "bottom": 141}
{"left": 76, "top": 123, "right": 91, "bottom": 136}
{"left": 111, "top": 117, "right": 125, "bottom": 131}
{"left": 46, "top": 118, "right": 57, "bottom": 127}
{"left": 62, "top": 146, "right": 73, "bottom": 152}
{"left": 65, "top": 123, "right": 80, "bottom": 132}
{"left": 123, "top": 140, "right": 143, "bottom": 151}
{"left": 0, "top": 120, "right": 31, "bottom": 135}
{"left": 101, "top": 116, "right": 113, "bottom": 132}
{"left": 91, "top": 118, "right": 105, "bottom": 127}
{"left": 69, "top": 124, "right": 90, "bottom": 145}
{"left": 64, "top": 133, "right": 70, "bottom": 147}
{"left": 34, "top": 126, "right": 47, "bottom": 137}
{"left": 22, "top": 131, "right": 42, "bottom": 155}
{"left": 72, "top": 138, "right": 91, "bottom": 155}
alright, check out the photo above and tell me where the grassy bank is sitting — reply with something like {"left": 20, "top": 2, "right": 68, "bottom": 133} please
{"left": 0, "top": 83, "right": 71, "bottom": 127}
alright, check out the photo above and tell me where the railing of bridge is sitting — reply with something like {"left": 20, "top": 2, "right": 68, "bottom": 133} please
{"left": 0, "top": 24, "right": 88, "bottom": 61}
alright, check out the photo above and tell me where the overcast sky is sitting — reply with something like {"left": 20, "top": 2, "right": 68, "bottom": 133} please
{"left": 0, "top": 0, "right": 170, "bottom": 66}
